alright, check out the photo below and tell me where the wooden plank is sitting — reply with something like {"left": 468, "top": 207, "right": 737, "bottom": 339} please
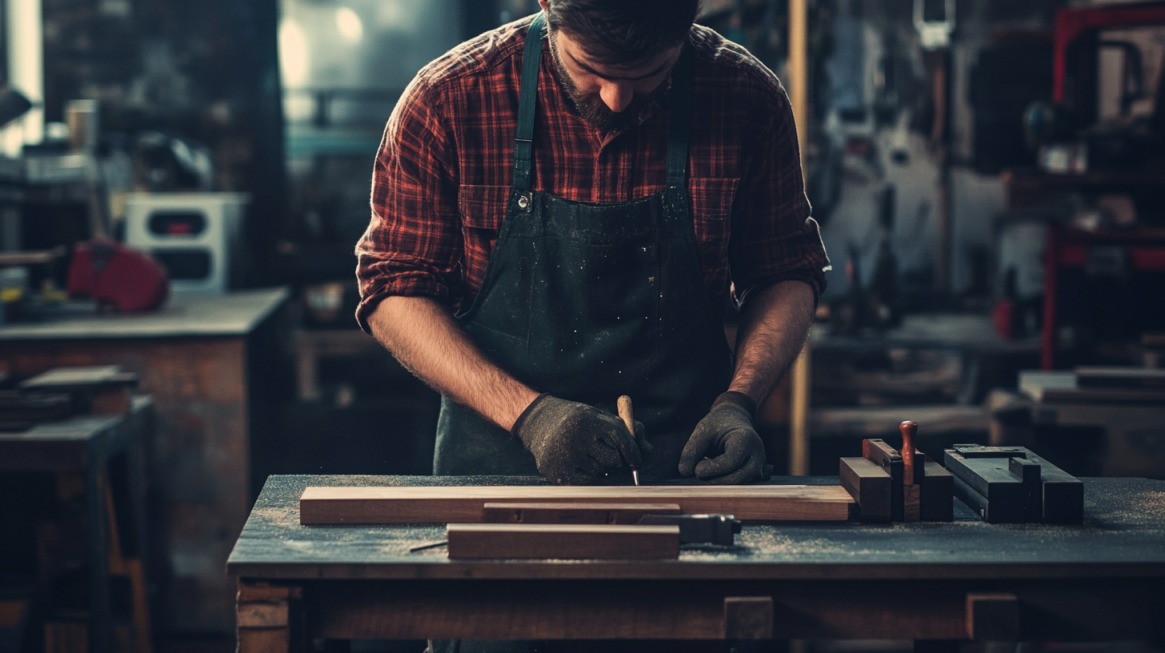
{"left": 951, "top": 444, "right": 1029, "bottom": 459}
{"left": 1021, "top": 370, "right": 1165, "bottom": 404}
{"left": 944, "top": 451, "right": 1025, "bottom": 523}
{"left": 839, "top": 457, "right": 891, "bottom": 522}
{"left": 299, "top": 485, "right": 856, "bottom": 525}
{"left": 481, "top": 502, "right": 681, "bottom": 524}
{"left": 919, "top": 460, "right": 954, "bottom": 522}
{"left": 19, "top": 366, "right": 136, "bottom": 391}
{"left": 862, "top": 439, "right": 904, "bottom": 521}
{"left": 1075, "top": 366, "right": 1165, "bottom": 389}
{"left": 1009, "top": 457, "right": 1043, "bottom": 522}
{"left": 1023, "top": 451, "right": 1084, "bottom": 524}
{"left": 0, "top": 391, "right": 72, "bottom": 421}
{"left": 445, "top": 524, "right": 681, "bottom": 560}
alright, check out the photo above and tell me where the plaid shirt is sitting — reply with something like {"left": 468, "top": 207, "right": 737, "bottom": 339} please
{"left": 355, "top": 15, "right": 830, "bottom": 332}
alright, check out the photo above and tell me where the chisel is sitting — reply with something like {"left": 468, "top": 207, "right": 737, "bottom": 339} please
{"left": 616, "top": 394, "right": 641, "bottom": 486}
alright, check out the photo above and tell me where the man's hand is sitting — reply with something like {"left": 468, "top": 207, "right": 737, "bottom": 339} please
{"left": 512, "top": 394, "right": 644, "bottom": 485}
{"left": 678, "top": 391, "right": 767, "bottom": 484}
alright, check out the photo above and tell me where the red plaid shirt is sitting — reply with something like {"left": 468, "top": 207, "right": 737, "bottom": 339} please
{"left": 356, "top": 15, "right": 830, "bottom": 332}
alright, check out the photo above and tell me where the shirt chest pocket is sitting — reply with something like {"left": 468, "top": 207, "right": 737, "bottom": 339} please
{"left": 458, "top": 184, "right": 510, "bottom": 286}
{"left": 688, "top": 177, "right": 739, "bottom": 262}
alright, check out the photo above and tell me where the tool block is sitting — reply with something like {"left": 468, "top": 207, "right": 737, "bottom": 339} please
{"left": 943, "top": 444, "right": 1083, "bottom": 524}
{"left": 18, "top": 365, "right": 138, "bottom": 415}
{"left": 840, "top": 421, "right": 953, "bottom": 522}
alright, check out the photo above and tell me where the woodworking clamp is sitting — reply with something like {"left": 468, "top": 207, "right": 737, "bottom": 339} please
{"left": 943, "top": 444, "right": 1083, "bottom": 524}
{"left": 838, "top": 420, "right": 1083, "bottom": 524}
{"left": 839, "top": 420, "right": 954, "bottom": 523}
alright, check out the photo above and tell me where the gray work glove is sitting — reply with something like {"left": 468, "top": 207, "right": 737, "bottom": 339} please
{"left": 678, "top": 391, "right": 767, "bottom": 484}
{"left": 512, "top": 394, "right": 646, "bottom": 485}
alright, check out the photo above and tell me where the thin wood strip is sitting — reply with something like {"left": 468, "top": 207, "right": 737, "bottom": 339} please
{"left": 446, "top": 523, "right": 680, "bottom": 560}
{"left": 300, "top": 485, "right": 855, "bottom": 525}
{"left": 481, "top": 502, "right": 682, "bottom": 524}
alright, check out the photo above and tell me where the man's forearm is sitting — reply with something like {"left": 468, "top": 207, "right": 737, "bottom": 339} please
{"left": 367, "top": 295, "right": 539, "bottom": 430}
{"left": 728, "top": 280, "right": 816, "bottom": 407}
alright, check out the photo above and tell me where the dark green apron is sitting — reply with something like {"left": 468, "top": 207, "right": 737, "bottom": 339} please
{"left": 433, "top": 12, "right": 732, "bottom": 481}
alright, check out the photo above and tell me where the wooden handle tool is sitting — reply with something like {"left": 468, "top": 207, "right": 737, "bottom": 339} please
{"left": 899, "top": 420, "right": 917, "bottom": 485}
{"left": 617, "top": 395, "right": 641, "bottom": 486}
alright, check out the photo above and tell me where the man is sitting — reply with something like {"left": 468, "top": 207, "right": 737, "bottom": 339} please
{"left": 356, "top": 0, "right": 829, "bottom": 488}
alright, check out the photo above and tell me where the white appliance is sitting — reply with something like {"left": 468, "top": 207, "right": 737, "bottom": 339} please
{"left": 124, "top": 192, "right": 249, "bottom": 292}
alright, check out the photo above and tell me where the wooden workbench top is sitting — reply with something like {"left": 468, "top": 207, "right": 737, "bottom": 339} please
{"left": 228, "top": 473, "right": 1165, "bottom": 581}
{"left": 0, "top": 287, "right": 288, "bottom": 340}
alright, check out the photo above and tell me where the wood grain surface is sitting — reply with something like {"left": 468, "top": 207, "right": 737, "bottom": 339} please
{"left": 446, "top": 523, "right": 681, "bottom": 559}
{"left": 480, "top": 502, "right": 682, "bottom": 524}
{"left": 299, "top": 484, "right": 856, "bottom": 525}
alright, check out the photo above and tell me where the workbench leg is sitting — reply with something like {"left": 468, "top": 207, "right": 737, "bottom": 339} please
{"left": 914, "top": 640, "right": 961, "bottom": 653}
{"left": 237, "top": 580, "right": 306, "bottom": 653}
{"left": 87, "top": 466, "right": 115, "bottom": 653}
{"left": 126, "top": 440, "right": 153, "bottom": 653}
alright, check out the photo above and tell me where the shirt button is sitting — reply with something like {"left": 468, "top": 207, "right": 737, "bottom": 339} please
{"left": 517, "top": 193, "right": 531, "bottom": 210}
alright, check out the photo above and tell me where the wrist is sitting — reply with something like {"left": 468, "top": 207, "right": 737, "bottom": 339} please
{"left": 511, "top": 392, "right": 551, "bottom": 439}
{"left": 713, "top": 390, "right": 758, "bottom": 417}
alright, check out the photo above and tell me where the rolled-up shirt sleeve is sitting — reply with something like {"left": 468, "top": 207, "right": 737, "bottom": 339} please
{"left": 729, "top": 80, "right": 830, "bottom": 308}
{"left": 355, "top": 74, "right": 461, "bottom": 333}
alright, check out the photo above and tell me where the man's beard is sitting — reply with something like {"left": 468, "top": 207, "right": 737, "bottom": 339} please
{"left": 549, "top": 35, "right": 668, "bottom": 133}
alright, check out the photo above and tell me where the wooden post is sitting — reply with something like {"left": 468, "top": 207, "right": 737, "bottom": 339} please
{"left": 237, "top": 581, "right": 305, "bottom": 653}
{"left": 789, "top": 345, "right": 811, "bottom": 475}
{"left": 787, "top": 0, "right": 811, "bottom": 477}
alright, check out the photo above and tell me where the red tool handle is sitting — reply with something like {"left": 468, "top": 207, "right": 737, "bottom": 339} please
{"left": 899, "top": 420, "right": 917, "bottom": 485}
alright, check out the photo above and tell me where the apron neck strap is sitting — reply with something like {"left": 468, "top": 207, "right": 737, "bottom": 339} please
{"left": 665, "top": 45, "right": 692, "bottom": 189}
{"left": 514, "top": 12, "right": 692, "bottom": 191}
{"left": 513, "top": 12, "right": 546, "bottom": 192}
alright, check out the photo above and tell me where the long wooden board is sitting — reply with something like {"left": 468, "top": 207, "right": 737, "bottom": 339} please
{"left": 299, "top": 485, "right": 856, "bottom": 525}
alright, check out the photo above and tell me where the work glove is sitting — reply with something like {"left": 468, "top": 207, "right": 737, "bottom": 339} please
{"left": 512, "top": 394, "right": 646, "bottom": 485}
{"left": 678, "top": 391, "right": 768, "bottom": 484}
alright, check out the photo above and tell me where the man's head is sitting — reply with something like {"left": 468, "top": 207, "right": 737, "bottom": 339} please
{"left": 538, "top": 0, "right": 700, "bottom": 132}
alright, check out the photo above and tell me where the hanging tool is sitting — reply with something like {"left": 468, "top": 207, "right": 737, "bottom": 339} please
{"left": 617, "top": 394, "right": 641, "bottom": 486}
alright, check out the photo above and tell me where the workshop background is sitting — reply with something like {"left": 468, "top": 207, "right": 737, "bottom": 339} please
{"left": 1, "top": 0, "right": 1164, "bottom": 651}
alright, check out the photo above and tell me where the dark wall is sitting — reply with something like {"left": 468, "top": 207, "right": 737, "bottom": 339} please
{"left": 41, "top": 0, "right": 285, "bottom": 283}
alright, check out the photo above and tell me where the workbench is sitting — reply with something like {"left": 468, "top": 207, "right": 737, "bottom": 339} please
{"left": 0, "top": 288, "right": 291, "bottom": 634}
{"left": 791, "top": 313, "right": 1038, "bottom": 473}
{"left": 0, "top": 395, "right": 153, "bottom": 653}
{"left": 1019, "top": 370, "right": 1165, "bottom": 478}
{"left": 228, "top": 474, "right": 1165, "bottom": 650}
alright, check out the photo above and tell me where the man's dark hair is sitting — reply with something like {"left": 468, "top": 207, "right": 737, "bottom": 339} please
{"left": 545, "top": 0, "right": 701, "bottom": 66}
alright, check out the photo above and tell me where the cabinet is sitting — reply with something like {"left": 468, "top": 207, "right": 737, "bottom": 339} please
{"left": 1002, "top": 168, "right": 1165, "bottom": 368}
{"left": 0, "top": 288, "right": 291, "bottom": 636}
{"left": 1041, "top": 225, "right": 1165, "bottom": 368}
